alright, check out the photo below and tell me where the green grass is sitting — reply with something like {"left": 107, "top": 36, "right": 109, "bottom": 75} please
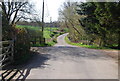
{"left": 65, "top": 35, "right": 119, "bottom": 50}
{"left": 17, "top": 25, "right": 41, "bottom": 31}
{"left": 43, "top": 27, "right": 58, "bottom": 39}
{"left": 46, "top": 41, "right": 56, "bottom": 46}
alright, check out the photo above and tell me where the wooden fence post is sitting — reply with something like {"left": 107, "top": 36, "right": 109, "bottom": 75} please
{"left": 0, "top": 40, "right": 14, "bottom": 68}
{"left": 11, "top": 40, "right": 14, "bottom": 63}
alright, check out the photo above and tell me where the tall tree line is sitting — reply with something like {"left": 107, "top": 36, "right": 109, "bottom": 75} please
{"left": 59, "top": 1, "right": 120, "bottom": 48}
{"left": 58, "top": 2, "right": 86, "bottom": 42}
{"left": 77, "top": 2, "right": 120, "bottom": 47}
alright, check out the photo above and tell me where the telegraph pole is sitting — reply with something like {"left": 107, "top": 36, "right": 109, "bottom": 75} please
{"left": 50, "top": 17, "right": 52, "bottom": 35}
{"left": 42, "top": 0, "right": 44, "bottom": 32}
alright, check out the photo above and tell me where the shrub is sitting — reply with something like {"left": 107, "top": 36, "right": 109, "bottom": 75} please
{"left": 14, "top": 27, "right": 31, "bottom": 64}
{"left": 60, "top": 32, "right": 64, "bottom": 35}
{"left": 50, "top": 34, "right": 54, "bottom": 37}
{"left": 53, "top": 31, "right": 58, "bottom": 34}
{"left": 53, "top": 38, "right": 57, "bottom": 43}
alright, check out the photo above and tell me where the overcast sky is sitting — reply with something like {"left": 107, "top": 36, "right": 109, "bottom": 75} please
{"left": 30, "top": 0, "right": 86, "bottom": 22}
{"left": 30, "top": 0, "right": 65, "bottom": 22}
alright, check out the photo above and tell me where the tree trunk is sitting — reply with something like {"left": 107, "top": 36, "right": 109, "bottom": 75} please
{"left": 118, "top": 31, "right": 120, "bottom": 49}
{"left": 99, "top": 30, "right": 107, "bottom": 47}
{"left": 99, "top": 37, "right": 106, "bottom": 47}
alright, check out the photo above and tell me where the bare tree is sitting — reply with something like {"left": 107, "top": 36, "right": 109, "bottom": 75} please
{"left": 31, "top": 13, "right": 42, "bottom": 28}
{"left": 1, "top": 0, "right": 34, "bottom": 25}
{"left": 1, "top": 0, "right": 34, "bottom": 40}
{"left": 58, "top": 1, "right": 86, "bottom": 42}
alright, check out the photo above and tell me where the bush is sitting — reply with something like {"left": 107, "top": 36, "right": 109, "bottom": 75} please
{"left": 60, "top": 32, "right": 64, "bottom": 35}
{"left": 53, "top": 31, "right": 58, "bottom": 34}
{"left": 2, "top": 24, "right": 14, "bottom": 40}
{"left": 50, "top": 34, "right": 54, "bottom": 37}
{"left": 14, "top": 27, "right": 31, "bottom": 64}
{"left": 53, "top": 38, "right": 57, "bottom": 43}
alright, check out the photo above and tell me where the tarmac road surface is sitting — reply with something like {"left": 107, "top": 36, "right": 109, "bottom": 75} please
{"left": 14, "top": 33, "right": 118, "bottom": 79}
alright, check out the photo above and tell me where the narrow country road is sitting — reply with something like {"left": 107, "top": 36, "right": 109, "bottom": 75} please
{"left": 15, "top": 33, "right": 118, "bottom": 79}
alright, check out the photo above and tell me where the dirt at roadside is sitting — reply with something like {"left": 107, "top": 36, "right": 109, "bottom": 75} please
{"left": 100, "top": 49, "right": 119, "bottom": 60}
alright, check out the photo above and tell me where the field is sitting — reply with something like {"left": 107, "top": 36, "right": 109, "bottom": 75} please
{"left": 16, "top": 25, "right": 59, "bottom": 46}
{"left": 17, "top": 25, "right": 58, "bottom": 38}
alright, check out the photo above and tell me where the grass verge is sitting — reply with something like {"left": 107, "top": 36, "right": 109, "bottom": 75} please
{"left": 65, "top": 35, "right": 119, "bottom": 50}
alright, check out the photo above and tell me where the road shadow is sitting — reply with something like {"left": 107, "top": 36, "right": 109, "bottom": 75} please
{"left": 1, "top": 51, "right": 51, "bottom": 80}
{"left": 46, "top": 46, "right": 113, "bottom": 60}
{"left": 1, "top": 46, "right": 117, "bottom": 80}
